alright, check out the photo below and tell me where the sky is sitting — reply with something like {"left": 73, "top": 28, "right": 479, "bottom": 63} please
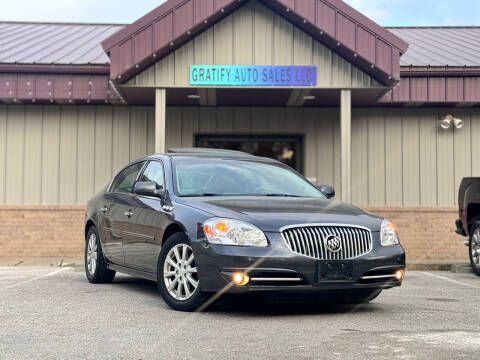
{"left": 1, "top": 0, "right": 479, "bottom": 26}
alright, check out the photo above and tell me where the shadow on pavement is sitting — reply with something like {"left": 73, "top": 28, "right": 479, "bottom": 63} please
{"left": 206, "top": 293, "right": 381, "bottom": 316}
{"left": 101, "top": 275, "right": 383, "bottom": 316}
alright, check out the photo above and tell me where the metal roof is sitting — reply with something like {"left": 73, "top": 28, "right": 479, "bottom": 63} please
{"left": 0, "top": 21, "right": 123, "bottom": 65}
{"left": 389, "top": 27, "right": 480, "bottom": 67}
{"left": 1, "top": 21, "right": 480, "bottom": 69}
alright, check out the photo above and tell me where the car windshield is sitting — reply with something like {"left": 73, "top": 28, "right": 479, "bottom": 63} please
{"left": 173, "top": 158, "right": 324, "bottom": 198}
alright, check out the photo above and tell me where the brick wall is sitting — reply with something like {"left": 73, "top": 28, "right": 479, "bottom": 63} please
{"left": 0, "top": 206, "right": 85, "bottom": 258}
{"left": 0, "top": 206, "right": 469, "bottom": 262}
{"left": 367, "top": 207, "right": 468, "bottom": 262}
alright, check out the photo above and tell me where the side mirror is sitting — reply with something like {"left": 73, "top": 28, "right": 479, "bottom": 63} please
{"left": 134, "top": 181, "right": 164, "bottom": 198}
{"left": 317, "top": 185, "right": 335, "bottom": 199}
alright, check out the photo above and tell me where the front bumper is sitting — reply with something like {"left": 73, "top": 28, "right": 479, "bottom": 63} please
{"left": 194, "top": 232, "right": 406, "bottom": 293}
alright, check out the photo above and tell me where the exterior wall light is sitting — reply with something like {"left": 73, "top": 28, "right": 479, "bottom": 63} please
{"left": 440, "top": 114, "right": 464, "bottom": 130}
{"left": 453, "top": 117, "right": 464, "bottom": 129}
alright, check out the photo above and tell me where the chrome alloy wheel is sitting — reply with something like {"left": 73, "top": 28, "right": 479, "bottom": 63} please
{"left": 86, "top": 233, "right": 98, "bottom": 275}
{"left": 163, "top": 244, "right": 198, "bottom": 301}
{"left": 472, "top": 229, "right": 480, "bottom": 268}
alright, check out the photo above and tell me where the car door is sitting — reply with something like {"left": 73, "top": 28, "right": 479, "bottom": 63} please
{"left": 101, "top": 161, "right": 145, "bottom": 266}
{"left": 122, "top": 160, "right": 169, "bottom": 273}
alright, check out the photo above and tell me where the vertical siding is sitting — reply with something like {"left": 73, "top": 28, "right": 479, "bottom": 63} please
{"left": 367, "top": 109, "right": 386, "bottom": 206}
{"left": 0, "top": 105, "right": 153, "bottom": 206}
{"left": 147, "top": 107, "right": 156, "bottom": 154}
{"left": 41, "top": 106, "right": 60, "bottom": 204}
{"left": 453, "top": 109, "right": 472, "bottom": 195}
{"left": 351, "top": 109, "right": 368, "bottom": 205}
{"left": 350, "top": 107, "right": 480, "bottom": 207}
{"left": 233, "top": 3, "right": 254, "bottom": 65}
{"left": 0, "top": 106, "right": 7, "bottom": 204}
{"left": 77, "top": 107, "right": 95, "bottom": 204}
{"left": 472, "top": 111, "right": 480, "bottom": 176}
{"left": 402, "top": 111, "right": 420, "bottom": 206}
{"left": 352, "top": 108, "right": 480, "bottom": 206}
{"left": 129, "top": 107, "right": 149, "bottom": 160}
{"left": 437, "top": 108, "right": 455, "bottom": 206}
{"left": 112, "top": 107, "right": 131, "bottom": 174}
{"left": 58, "top": 106, "right": 78, "bottom": 204}
{"left": 384, "top": 109, "right": 403, "bottom": 206}
{"left": 302, "top": 108, "right": 317, "bottom": 181}
{"left": 23, "top": 106, "right": 43, "bottom": 204}
{"left": 6, "top": 106, "right": 25, "bottom": 204}
{"left": 130, "top": 2, "right": 377, "bottom": 89}
{"left": 181, "top": 108, "right": 199, "bottom": 147}
{"left": 418, "top": 108, "right": 437, "bottom": 206}
{"left": 253, "top": 2, "right": 273, "bottom": 65}
{"left": 94, "top": 106, "right": 113, "bottom": 191}
{"left": 3, "top": 105, "right": 480, "bottom": 207}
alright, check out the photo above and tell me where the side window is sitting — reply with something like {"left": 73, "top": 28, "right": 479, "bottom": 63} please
{"left": 110, "top": 162, "right": 145, "bottom": 194}
{"left": 138, "top": 161, "right": 165, "bottom": 188}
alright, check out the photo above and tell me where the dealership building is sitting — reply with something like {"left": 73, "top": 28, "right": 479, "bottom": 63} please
{"left": 0, "top": 0, "right": 478, "bottom": 261}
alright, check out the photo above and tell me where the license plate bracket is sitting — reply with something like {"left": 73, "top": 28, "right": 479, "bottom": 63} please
{"left": 317, "top": 261, "right": 354, "bottom": 282}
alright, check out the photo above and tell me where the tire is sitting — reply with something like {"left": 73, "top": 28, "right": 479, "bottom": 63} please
{"left": 157, "top": 233, "right": 207, "bottom": 312}
{"left": 337, "top": 289, "right": 382, "bottom": 304}
{"left": 468, "top": 222, "right": 480, "bottom": 276}
{"left": 85, "top": 226, "right": 116, "bottom": 283}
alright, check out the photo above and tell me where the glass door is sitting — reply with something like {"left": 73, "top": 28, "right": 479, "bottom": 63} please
{"left": 195, "top": 134, "right": 304, "bottom": 173}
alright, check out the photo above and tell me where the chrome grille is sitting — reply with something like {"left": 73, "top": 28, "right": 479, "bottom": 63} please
{"left": 281, "top": 225, "right": 372, "bottom": 260}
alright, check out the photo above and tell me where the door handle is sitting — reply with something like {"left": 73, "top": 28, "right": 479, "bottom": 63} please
{"left": 100, "top": 206, "right": 109, "bottom": 213}
{"left": 124, "top": 210, "right": 133, "bottom": 217}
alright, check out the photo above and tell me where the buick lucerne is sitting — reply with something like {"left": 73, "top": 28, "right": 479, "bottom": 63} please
{"left": 84, "top": 149, "right": 405, "bottom": 311}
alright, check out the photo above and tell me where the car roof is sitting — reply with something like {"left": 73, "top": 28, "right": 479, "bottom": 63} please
{"left": 144, "top": 148, "right": 278, "bottom": 163}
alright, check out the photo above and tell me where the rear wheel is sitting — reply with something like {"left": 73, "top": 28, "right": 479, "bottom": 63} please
{"left": 337, "top": 289, "right": 382, "bottom": 304}
{"left": 469, "top": 223, "right": 480, "bottom": 276}
{"left": 157, "top": 233, "right": 207, "bottom": 311}
{"left": 85, "top": 226, "right": 115, "bottom": 283}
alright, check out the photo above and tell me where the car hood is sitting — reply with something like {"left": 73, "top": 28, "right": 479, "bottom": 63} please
{"left": 176, "top": 196, "right": 382, "bottom": 232}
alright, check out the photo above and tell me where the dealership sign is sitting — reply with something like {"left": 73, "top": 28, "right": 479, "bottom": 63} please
{"left": 190, "top": 65, "right": 317, "bottom": 86}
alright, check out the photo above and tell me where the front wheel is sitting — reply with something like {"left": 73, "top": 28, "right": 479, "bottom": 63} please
{"left": 469, "top": 224, "right": 480, "bottom": 276}
{"left": 157, "top": 233, "right": 207, "bottom": 311}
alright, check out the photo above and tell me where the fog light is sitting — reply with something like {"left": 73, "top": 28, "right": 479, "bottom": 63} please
{"left": 394, "top": 269, "right": 405, "bottom": 281}
{"left": 232, "top": 272, "right": 249, "bottom": 286}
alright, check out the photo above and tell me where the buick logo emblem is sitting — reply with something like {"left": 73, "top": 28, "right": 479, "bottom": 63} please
{"left": 325, "top": 235, "right": 342, "bottom": 253}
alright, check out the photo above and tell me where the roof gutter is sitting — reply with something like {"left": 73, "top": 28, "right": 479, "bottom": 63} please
{"left": 400, "top": 68, "right": 480, "bottom": 77}
{"left": 0, "top": 64, "right": 111, "bottom": 75}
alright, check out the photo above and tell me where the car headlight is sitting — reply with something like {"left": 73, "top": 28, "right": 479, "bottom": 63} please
{"left": 380, "top": 219, "right": 399, "bottom": 246}
{"left": 202, "top": 218, "right": 268, "bottom": 247}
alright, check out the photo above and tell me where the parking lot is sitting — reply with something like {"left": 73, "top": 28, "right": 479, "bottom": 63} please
{"left": 0, "top": 266, "right": 479, "bottom": 360}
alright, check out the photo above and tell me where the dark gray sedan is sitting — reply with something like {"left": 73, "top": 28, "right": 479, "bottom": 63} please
{"left": 84, "top": 149, "right": 405, "bottom": 311}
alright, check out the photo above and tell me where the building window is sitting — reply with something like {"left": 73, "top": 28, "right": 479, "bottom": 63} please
{"left": 195, "top": 134, "right": 303, "bottom": 172}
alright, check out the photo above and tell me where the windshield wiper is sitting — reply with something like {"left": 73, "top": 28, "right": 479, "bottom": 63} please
{"left": 181, "top": 193, "right": 223, "bottom": 197}
{"left": 264, "top": 194, "right": 302, "bottom": 197}
{"left": 181, "top": 193, "right": 303, "bottom": 197}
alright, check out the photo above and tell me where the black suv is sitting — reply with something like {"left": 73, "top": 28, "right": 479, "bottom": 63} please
{"left": 85, "top": 149, "right": 405, "bottom": 311}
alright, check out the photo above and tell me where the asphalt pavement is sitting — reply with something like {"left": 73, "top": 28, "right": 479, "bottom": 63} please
{"left": 0, "top": 266, "right": 479, "bottom": 360}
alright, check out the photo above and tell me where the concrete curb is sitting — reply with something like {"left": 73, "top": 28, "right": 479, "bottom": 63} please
{"left": 406, "top": 263, "right": 453, "bottom": 271}
{"left": 450, "top": 263, "right": 473, "bottom": 273}
{"left": 406, "top": 262, "right": 473, "bottom": 273}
